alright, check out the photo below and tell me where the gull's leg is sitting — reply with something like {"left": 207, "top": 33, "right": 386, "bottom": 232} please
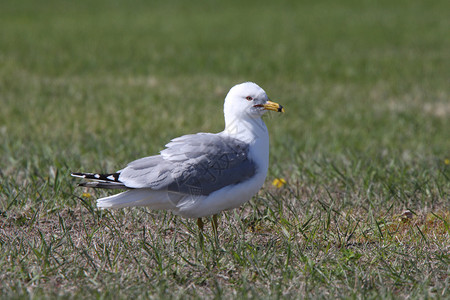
{"left": 197, "top": 218, "right": 205, "bottom": 247}
{"left": 212, "top": 214, "right": 219, "bottom": 236}
{"left": 197, "top": 218, "right": 204, "bottom": 231}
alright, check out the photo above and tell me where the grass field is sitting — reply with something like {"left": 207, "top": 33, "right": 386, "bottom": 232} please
{"left": 0, "top": 0, "right": 449, "bottom": 298}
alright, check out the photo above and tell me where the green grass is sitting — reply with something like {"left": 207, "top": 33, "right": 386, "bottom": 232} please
{"left": 1, "top": 0, "right": 449, "bottom": 298}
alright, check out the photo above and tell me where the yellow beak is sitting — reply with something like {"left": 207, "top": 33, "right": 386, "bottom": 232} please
{"left": 263, "top": 101, "right": 285, "bottom": 113}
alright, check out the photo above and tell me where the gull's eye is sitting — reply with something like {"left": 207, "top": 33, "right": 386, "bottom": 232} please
{"left": 246, "top": 96, "right": 253, "bottom": 101}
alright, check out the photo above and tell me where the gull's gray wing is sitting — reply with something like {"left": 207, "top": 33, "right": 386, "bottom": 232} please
{"left": 118, "top": 133, "right": 256, "bottom": 196}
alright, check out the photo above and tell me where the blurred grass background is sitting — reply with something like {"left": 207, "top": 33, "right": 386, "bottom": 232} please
{"left": 0, "top": 0, "right": 449, "bottom": 298}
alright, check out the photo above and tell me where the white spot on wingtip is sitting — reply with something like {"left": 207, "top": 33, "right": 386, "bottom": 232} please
{"left": 94, "top": 174, "right": 100, "bottom": 179}
{"left": 71, "top": 173, "right": 86, "bottom": 178}
{"left": 107, "top": 175, "right": 115, "bottom": 181}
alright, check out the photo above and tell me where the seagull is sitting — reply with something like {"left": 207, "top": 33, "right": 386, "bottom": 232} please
{"left": 71, "top": 82, "right": 284, "bottom": 232}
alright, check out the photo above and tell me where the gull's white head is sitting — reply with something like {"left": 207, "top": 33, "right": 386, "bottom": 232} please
{"left": 223, "top": 82, "right": 284, "bottom": 123}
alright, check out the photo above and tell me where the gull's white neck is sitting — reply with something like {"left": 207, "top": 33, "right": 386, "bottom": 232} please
{"left": 224, "top": 116, "right": 268, "bottom": 143}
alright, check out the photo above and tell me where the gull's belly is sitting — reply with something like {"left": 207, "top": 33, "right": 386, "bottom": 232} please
{"left": 174, "top": 169, "right": 267, "bottom": 218}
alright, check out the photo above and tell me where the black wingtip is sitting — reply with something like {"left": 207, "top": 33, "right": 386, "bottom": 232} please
{"left": 70, "top": 172, "right": 121, "bottom": 182}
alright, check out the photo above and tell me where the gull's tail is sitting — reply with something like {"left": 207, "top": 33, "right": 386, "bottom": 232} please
{"left": 71, "top": 172, "right": 127, "bottom": 189}
{"left": 96, "top": 189, "right": 176, "bottom": 210}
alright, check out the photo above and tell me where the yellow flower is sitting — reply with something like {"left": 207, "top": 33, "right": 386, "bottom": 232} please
{"left": 272, "top": 178, "right": 286, "bottom": 188}
{"left": 82, "top": 192, "right": 92, "bottom": 198}
{"left": 445, "top": 158, "right": 450, "bottom": 165}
